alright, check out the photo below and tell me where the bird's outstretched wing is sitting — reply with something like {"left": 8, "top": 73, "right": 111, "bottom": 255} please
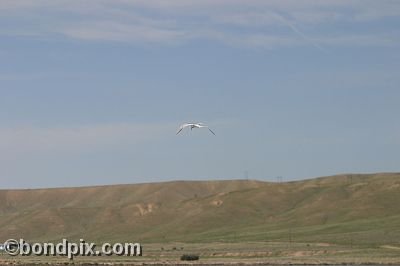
{"left": 176, "top": 123, "right": 191, "bottom": 135}
{"left": 197, "top": 123, "right": 216, "bottom": 135}
{"left": 208, "top": 127, "right": 216, "bottom": 135}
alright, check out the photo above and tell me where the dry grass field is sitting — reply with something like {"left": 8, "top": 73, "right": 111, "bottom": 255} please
{"left": 0, "top": 173, "right": 400, "bottom": 264}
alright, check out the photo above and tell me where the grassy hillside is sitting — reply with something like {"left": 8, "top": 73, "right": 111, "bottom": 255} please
{"left": 0, "top": 173, "right": 400, "bottom": 247}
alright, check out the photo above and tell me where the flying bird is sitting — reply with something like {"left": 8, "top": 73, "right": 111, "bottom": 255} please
{"left": 176, "top": 123, "right": 216, "bottom": 135}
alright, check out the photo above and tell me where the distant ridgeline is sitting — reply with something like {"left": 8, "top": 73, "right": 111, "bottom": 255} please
{"left": 0, "top": 173, "right": 399, "bottom": 245}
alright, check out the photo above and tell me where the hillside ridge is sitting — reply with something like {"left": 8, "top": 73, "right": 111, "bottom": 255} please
{"left": 0, "top": 173, "right": 399, "bottom": 245}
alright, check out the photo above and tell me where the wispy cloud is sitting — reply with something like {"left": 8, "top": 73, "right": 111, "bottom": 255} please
{"left": 0, "top": 122, "right": 173, "bottom": 158}
{"left": 0, "top": 0, "right": 399, "bottom": 48}
{"left": 62, "top": 21, "right": 185, "bottom": 44}
{"left": 0, "top": 72, "right": 62, "bottom": 81}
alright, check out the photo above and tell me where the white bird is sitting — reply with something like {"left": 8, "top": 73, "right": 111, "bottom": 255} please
{"left": 176, "top": 123, "right": 216, "bottom": 135}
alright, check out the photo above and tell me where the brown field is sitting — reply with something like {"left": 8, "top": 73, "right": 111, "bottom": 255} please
{"left": 0, "top": 173, "right": 400, "bottom": 264}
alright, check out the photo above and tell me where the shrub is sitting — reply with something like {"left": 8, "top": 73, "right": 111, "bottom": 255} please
{"left": 180, "top": 254, "right": 199, "bottom": 261}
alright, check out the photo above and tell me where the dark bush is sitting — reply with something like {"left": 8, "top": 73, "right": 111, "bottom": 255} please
{"left": 180, "top": 254, "right": 199, "bottom": 261}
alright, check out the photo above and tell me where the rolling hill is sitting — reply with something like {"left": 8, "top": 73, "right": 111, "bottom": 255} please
{"left": 0, "top": 173, "right": 400, "bottom": 247}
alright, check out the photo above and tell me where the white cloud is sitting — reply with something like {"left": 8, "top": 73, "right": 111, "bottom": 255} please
{"left": 62, "top": 21, "right": 185, "bottom": 43}
{"left": 0, "top": 0, "right": 399, "bottom": 48}
{"left": 217, "top": 33, "right": 301, "bottom": 49}
{"left": 317, "top": 34, "right": 400, "bottom": 47}
{"left": 0, "top": 122, "right": 173, "bottom": 158}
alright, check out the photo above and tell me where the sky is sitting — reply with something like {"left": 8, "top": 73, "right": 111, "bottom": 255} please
{"left": 0, "top": 0, "right": 399, "bottom": 188}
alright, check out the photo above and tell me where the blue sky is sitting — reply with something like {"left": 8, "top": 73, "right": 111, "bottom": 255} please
{"left": 0, "top": 0, "right": 399, "bottom": 188}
